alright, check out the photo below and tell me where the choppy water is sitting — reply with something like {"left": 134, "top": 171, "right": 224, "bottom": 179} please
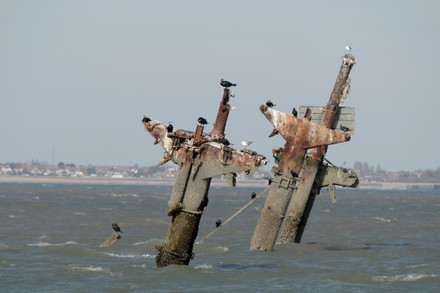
{"left": 1, "top": 182, "right": 439, "bottom": 292}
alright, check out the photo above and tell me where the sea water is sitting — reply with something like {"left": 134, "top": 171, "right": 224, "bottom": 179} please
{"left": 1, "top": 183, "right": 439, "bottom": 292}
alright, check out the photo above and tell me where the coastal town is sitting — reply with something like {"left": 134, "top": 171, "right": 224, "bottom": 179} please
{"left": 1, "top": 160, "right": 440, "bottom": 190}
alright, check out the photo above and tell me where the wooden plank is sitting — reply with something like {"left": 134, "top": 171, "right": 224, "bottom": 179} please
{"left": 99, "top": 232, "right": 121, "bottom": 248}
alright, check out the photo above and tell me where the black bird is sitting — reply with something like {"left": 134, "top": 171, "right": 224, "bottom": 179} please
{"left": 340, "top": 125, "right": 351, "bottom": 132}
{"left": 221, "top": 137, "right": 232, "bottom": 146}
{"left": 292, "top": 107, "right": 298, "bottom": 117}
{"left": 142, "top": 116, "right": 151, "bottom": 123}
{"left": 112, "top": 223, "right": 122, "bottom": 233}
{"left": 263, "top": 176, "right": 273, "bottom": 185}
{"left": 220, "top": 78, "right": 237, "bottom": 88}
{"left": 266, "top": 100, "right": 275, "bottom": 108}
{"left": 215, "top": 219, "right": 222, "bottom": 228}
{"left": 251, "top": 192, "right": 256, "bottom": 200}
{"left": 166, "top": 122, "right": 173, "bottom": 133}
{"left": 290, "top": 170, "right": 299, "bottom": 178}
{"left": 198, "top": 117, "right": 208, "bottom": 125}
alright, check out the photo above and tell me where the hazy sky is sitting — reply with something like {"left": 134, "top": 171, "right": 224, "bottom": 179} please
{"left": 1, "top": 0, "right": 439, "bottom": 172}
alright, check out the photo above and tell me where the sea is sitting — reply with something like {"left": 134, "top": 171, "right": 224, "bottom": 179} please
{"left": 1, "top": 182, "right": 439, "bottom": 292}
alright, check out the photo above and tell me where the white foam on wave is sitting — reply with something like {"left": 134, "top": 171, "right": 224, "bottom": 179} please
{"left": 104, "top": 252, "right": 153, "bottom": 258}
{"left": 69, "top": 265, "right": 111, "bottom": 274}
{"left": 27, "top": 241, "right": 79, "bottom": 247}
{"left": 132, "top": 240, "right": 150, "bottom": 246}
{"left": 195, "top": 264, "right": 213, "bottom": 270}
{"left": 216, "top": 246, "right": 229, "bottom": 252}
{"left": 0, "top": 242, "right": 10, "bottom": 250}
{"left": 372, "top": 273, "right": 437, "bottom": 282}
{"left": 111, "top": 193, "right": 139, "bottom": 198}
{"left": 374, "top": 216, "right": 392, "bottom": 223}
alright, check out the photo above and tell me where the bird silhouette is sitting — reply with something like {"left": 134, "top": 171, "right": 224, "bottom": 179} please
{"left": 142, "top": 116, "right": 151, "bottom": 123}
{"left": 112, "top": 223, "right": 122, "bottom": 233}
{"left": 266, "top": 100, "right": 275, "bottom": 108}
{"left": 215, "top": 219, "right": 222, "bottom": 228}
{"left": 221, "top": 137, "right": 232, "bottom": 146}
{"left": 340, "top": 125, "right": 351, "bottom": 132}
{"left": 263, "top": 176, "right": 273, "bottom": 185}
{"left": 166, "top": 122, "right": 173, "bottom": 133}
{"left": 292, "top": 108, "right": 298, "bottom": 117}
{"left": 198, "top": 117, "right": 208, "bottom": 125}
{"left": 251, "top": 192, "right": 256, "bottom": 200}
{"left": 220, "top": 78, "right": 237, "bottom": 88}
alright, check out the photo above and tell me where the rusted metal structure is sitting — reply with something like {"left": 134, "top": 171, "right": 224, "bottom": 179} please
{"left": 142, "top": 88, "right": 267, "bottom": 267}
{"left": 250, "top": 52, "right": 358, "bottom": 251}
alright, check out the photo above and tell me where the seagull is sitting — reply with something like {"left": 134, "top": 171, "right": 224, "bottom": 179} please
{"left": 292, "top": 108, "right": 298, "bottom": 117}
{"left": 142, "top": 116, "right": 151, "bottom": 123}
{"left": 215, "top": 219, "right": 222, "bottom": 228}
{"left": 266, "top": 100, "right": 275, "bottom": 108}
{"left": 112, "top": 223, "right": 122, "bottom": 233}
{"left": 220, "top": 78, "right": 237, "bottom": 88}
{"left": 251, "top": 192, "right": 256, "bottom": 200}
{"left": 241, "top": 140, "right": 253, "bottom": 147}
{"left": 198, "top": 117, "right": 208, "bottom": 125}
{"left": 166, "top": 122, "right": 173, "bottom": 133}
{"left": 345, "top": 45, "right": 352, "bottom": 51}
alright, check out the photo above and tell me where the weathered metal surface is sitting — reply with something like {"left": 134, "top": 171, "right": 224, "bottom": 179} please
{"left": 143, "top": 87, "right": 267, "bottom": 266}
{"left": 299, "top": 106, "right": 356, "bottom": 135}
{"left": 279, "top": 53, "right": 357, "bottom": 244}
{"left": 251, "top": 52, "right": 357, "bottom": 251}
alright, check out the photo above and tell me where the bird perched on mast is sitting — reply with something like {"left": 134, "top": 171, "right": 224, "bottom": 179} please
{"left": 292, "top": 107, "right": 298, "bottom": 117}
{"left": 166, "top": 122, "right": 173, "bottom": 133}
{"left": 197, "top": 117, "right": 208, "bottom": 125}
{"left": 266, "top": 100, "right": 275, "bottom": 108}
{"left": 220, "top": 78, "right": 237, "bottom": 88}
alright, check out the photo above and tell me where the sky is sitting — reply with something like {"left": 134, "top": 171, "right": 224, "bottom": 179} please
{"left": 1, "top": 0, "right": 439, "bottom": 172}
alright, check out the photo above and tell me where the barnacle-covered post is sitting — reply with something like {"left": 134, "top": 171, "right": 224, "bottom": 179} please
{"left": 142, "top": 87, "right": 266, "bottom": 267}
{"left": 250, "top": 52, "right": 358, "bottom": 251}
{"left": 279, "top": 52, "right": 358, "bottom": 244}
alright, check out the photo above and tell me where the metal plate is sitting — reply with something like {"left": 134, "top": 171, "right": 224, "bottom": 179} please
{"left": 299, "top": 106, "right": 355, "bottom": 135}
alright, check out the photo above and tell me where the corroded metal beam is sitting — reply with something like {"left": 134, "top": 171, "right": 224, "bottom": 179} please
{"left": 280, "top": 53, "right": 357, "bottom": 244}
{"left": 251, "top": 52, "right": 357, "bottom": 251}
{"left": 142, "top": 87, "right": 267, "bottom": 266}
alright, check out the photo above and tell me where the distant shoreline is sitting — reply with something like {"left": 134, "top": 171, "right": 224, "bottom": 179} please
{"left": 0, "top": 175, "right": 439, "bottom": 190}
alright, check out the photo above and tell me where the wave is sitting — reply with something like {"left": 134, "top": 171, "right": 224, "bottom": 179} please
{"left": 103, "top": 252, "right": 153, "bottom": 258}
{"left": 372, "top": 273, "right": 438, "bottom": 282}
{"left": 27, "top": 241, "right": 79, "bottom": 247}
{"left": 195, "top": 264, "right": 213, "bottom": 270}
{"left": 110, "top": 193, "right": 139, "bottom": 198}
{"left": 374, "top": 216, "right": 392, "bottom": 223}
{"left": 68, "top": 265, "right": 112, "bottom": 274}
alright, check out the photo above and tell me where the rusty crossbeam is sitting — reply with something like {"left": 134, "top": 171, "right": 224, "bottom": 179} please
{"left": 251, "top": 52, "right": 358, "bottom": 251}
{"left": 142, "top": 88, "right": 267, "bottom": 267}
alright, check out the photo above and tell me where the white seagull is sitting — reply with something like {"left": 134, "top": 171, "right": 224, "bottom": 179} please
{"left": 345, "top": 45, "right": 352, "bottom": 51}
{"left": 241, "top": 140, "right": 253, "bottom": 147}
